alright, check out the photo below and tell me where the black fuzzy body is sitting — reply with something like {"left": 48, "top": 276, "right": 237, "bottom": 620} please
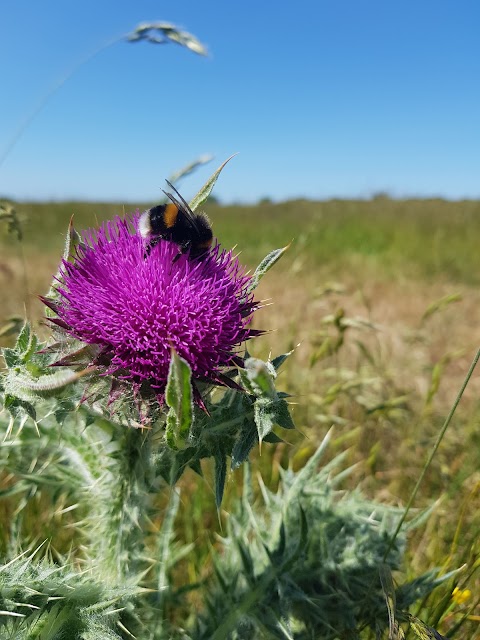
{"left": 140, "top": 183, "right": 213, "bottom": 260}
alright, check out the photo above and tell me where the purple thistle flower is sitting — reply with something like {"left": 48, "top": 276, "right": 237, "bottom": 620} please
{"left": 46, "top": 213, "right": 258, "bottom": 400}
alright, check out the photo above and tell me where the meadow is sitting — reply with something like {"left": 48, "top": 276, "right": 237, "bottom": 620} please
{"left": 1, "top": 195, "right": 480, "bottom": 638}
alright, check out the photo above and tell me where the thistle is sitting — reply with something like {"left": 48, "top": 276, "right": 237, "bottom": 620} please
{"left": 3, "top": 167, "right": 293, "bottom": 502}
{"left": 43, "top": 213, "right": 258, "bottom": 407}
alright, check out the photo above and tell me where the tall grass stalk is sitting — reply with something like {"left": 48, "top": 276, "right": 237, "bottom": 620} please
{"left": 385, "top": 346, "right": 480, "bottom": 562}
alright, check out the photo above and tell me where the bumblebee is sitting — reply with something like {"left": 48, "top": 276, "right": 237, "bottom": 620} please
{"left": 139, "top": 181, "right": 213, "bottom": 260}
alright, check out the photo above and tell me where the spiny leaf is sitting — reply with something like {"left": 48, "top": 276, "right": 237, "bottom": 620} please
{"left": 231, "top": 422, "right": 257, "bottom": 469}
{"left": 262, "top": 431, "right": 286, "bottom": 444}
{"left": 54, "top": 399, "right": 76, "bottom": 426}
{"left": 254, "top": 397, "right": 295, "bottom": 443}
{"left": 271, "top": 348, "right": 296, "bottom": 371}
{"left": 236, "top": 538, "right": 255, "bottom": 581}
{"left": 247, "top": 245, "right": 290, "bottom": 293}
{"left": 3, "top": 395, "right": 36, "bottom": 419}
{"left": 270, "top": 398, "right": 295, "bottom": 430}
{"left": 15, "top": 323, "right": 35, "bottom": 359}
{"left": 46, "top": 217, "right": 83, "bottom": 307}
{"left": 2, "top": 348, "right": 19, "bottom": 368}
{"left": 287, "top": 427, "right": 334, "bottom": 496}
{"left": 62, "top": 217, "right": 83, "bottom": 264}
{"left": 189, "top": 155, "right": 236, "bottom": 212}
{"left": 2, "top": 323, "right": 38, "bottom": 368}
{"left": 2, "top": 396, "right": 37, "bottom": 434}
{"left": 214, "top": 452, "right": 227, "bottom": 508}
{"left": 243, "top": 357, "right": 277, "bottom": 400}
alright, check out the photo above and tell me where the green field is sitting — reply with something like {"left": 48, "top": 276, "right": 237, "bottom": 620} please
{"left": 4, "top": 196, "right": 480, "bottom": 277}
{"left": 1, "top": 196, "right": 480, "bottom": 637}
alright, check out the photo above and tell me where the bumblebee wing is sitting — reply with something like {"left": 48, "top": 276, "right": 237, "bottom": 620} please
{"left": 162, "top": 180, "right": 201, "bottom": 234}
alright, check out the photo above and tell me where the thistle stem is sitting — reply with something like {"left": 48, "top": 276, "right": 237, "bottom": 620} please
{"left": 90, "top": 425, "right": 153, "bottom": 583}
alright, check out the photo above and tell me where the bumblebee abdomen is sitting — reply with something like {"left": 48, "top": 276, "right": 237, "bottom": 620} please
{"left": 195, "top": 213, "right": 213, "bottom": 243}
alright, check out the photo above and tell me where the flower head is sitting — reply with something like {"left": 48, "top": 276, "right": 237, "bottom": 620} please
{"left": 46, "top": 213, "right": 257, "bottom": 399}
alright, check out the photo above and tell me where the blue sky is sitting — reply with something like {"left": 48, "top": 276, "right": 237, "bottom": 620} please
{"left": 1, "top": 0, "right": 479, "bottom": 203}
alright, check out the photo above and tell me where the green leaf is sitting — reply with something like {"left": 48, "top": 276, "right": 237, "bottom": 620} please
{"left": 46, "top": 218, "right": 83, "bottom": 306}
{"left": 271, "top": 349, "right": 295, "bottom": 371}
{"left": 236, "top": 538, "right": 255, "bottom": 581}
{"left": 155, "top": 447, "right": 196, "bottom": 485}
{"left": 254, "top": 400, "right": 275, "bottom": 442}
{"left": 165, "top": 349, "right": 194, "bottom": 450}
{"left": 62, "top": 217, "right": 83, "bottom": 263}
{"left": 3, "top": 395, "right": 37, "bottom": 426}
{"left": 189, "top": 155, "right": 236, "bottom": 212}
{"left": 271, "top": 398, "right": 295, "bottom": 429}
{"left": 2, "top": 322, "right": 37, "bottom": 368}
{"left": 231, "top": 422, "right": 258, "bottom": 469}
{"left": 15, "top": 322, "right": 33, "bottom": 357}
{"left": 244, "top": 357, "right": 277, "bottom": 400}
{"left": 247, "top": 245, "right": 290, "bottom": 293}
{"left": 262, "top": 431, "right": 286, "bottom": 444}
{"left": 214, "top": 452, "right": 227, "bottom": 508}
{"left": 254, "top": 397, "right": 295, "bottom": 443}
{"left": 54, "top": 399, "right": 76, "bottom": 425}
{"left": 2, "top": 348, "right": 19, "bottom": 368}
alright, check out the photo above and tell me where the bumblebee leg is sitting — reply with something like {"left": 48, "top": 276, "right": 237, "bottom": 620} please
{"left": 143, "top": 236, "right": 161, "bottom": 259}
{"left": 172, "top": 241, "right": 192, "bottom": 263}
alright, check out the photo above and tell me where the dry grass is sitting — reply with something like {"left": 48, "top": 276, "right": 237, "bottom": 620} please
{"left": 1, "top": 198, "right": 480, "bottom": 636}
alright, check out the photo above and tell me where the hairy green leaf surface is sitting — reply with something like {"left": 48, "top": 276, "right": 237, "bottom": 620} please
{"left": 165, "top": 350, "right": 194, "bottom": 450}
{"left": 247, "top": 245, "right": 290, "bottom": 293}
{"left": 189, "top": 155, "right": 235, "bottom": 212}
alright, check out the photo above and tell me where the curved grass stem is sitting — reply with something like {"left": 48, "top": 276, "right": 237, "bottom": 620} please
{"left": 0, "top": 34, "right": 122, "bottom": 171}
{"left": 383, "top": 346, "right": 480, "bottom": 562}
